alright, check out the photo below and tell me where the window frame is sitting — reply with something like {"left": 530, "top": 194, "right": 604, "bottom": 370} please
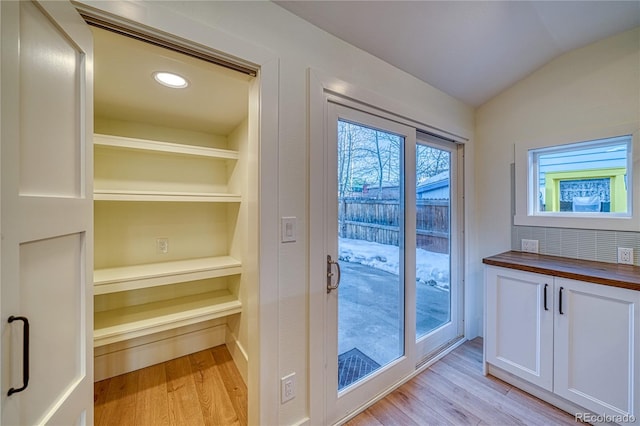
{"left": 530, "top": 135, "right": 631, "bottom": 216}
{"left": 514, "top": 125, "right": 640, "bottom": 231}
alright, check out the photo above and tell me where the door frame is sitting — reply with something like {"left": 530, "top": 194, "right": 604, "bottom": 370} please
{"left": 309, "top": 68, "right": 469, "bottom": 424}
{"left": 70, "top": 2, "right": 280, "bottom": 424}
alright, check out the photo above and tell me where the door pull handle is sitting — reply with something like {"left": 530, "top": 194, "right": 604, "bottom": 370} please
{"left": 327, "top": 255, "right": 341, "bottom": 293}
{"left": 558, "top": 287, "right": 564, "bottom": 315}
{"left": 7, "top": 316, "right": 29, "bottom": 396}
{"left": 543, "top": 284, "right": 549, "bottom": 311}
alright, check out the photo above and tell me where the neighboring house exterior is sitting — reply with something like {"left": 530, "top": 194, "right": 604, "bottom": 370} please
{"left": 417, "top": 171, "right": 450, "bottom": 200}
{"left": 354, "top": 171, "right": 451, "bottom": 200}
{"left": 538, "top": 140, "right": 628, "bottom": 212}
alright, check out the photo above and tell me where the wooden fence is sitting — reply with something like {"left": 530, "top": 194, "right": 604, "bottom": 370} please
{"left": 338, "top": 198, "right": 450, "bottom": 254}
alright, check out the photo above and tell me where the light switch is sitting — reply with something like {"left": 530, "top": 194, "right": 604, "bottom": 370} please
{"left": 281, "top": 217, "right": 297, "bottom": 243}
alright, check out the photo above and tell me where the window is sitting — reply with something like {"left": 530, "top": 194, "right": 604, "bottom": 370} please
{"left": 530, "top": 135, "right": 631, "bottom": 217}
{"left": 514, "top": 129, "right": 640, "bottom": 231}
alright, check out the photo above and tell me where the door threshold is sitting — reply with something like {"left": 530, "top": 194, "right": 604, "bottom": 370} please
{"left": 416, "top": 335, "right": 466, "bottom": 370}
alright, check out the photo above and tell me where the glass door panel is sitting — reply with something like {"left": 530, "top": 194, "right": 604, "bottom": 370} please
{"left": 326, "top": 102, "right": 414, "bottom": 424}
{"left": 337, "top": 119, "right": 404, "bottom": 389}
{"left": 324, "top": 102, "right": 462, "bottom": 423}
{"left": 415, "top": 144, "right": 451, "bottom": 339}
{"left": 414, "top": 134, "right": 462, "bottom": 360}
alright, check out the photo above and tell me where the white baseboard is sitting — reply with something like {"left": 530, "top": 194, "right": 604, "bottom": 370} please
{"left": 291, "top": 417, "right": 311, "bottom": 426}
{"left": 225, "top": 326, "right": 249, "bottom": 383}
{"left": 95, "top": 322, "right": 227, "bottom": 381}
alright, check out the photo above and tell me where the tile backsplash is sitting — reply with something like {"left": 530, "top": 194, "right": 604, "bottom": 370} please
{"left": 511, "top": 225, "right": 640, "bottom": 266}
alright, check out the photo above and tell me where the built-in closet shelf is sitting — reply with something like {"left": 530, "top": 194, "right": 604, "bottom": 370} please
{"left": 94, "top": 133, "right": 239, "bottom": 160}
{"left": 94, "top": 256, "right": 242, "bottom": 295}
{"left": 93, "top": 289, "right": 242, "bottom": 347}
{"left": 94, "top": 189, "right": 241, "bottom": 203}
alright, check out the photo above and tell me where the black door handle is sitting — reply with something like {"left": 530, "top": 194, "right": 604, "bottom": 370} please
{"left": 7, "top": 316, "right": 29, "bottom": 396}
{"left": 558, "top": 287, "right": 564, "bottom": 315}
{"left": 544, "top": 284, "right": 549, "bottom": 311}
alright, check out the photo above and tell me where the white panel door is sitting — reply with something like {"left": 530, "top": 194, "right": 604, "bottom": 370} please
{"left": 1, "top": 1, "right": 93, "bottom": 425}
{"left": 485, "top": 267, "right": 554, "bottom": 391}
{"left": 554, "top": 278, "right": 639, "bottom": 419}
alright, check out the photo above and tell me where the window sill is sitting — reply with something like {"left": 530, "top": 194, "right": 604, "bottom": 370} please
{"left": 514, "top": 214, "right": 636, "bottom": 231}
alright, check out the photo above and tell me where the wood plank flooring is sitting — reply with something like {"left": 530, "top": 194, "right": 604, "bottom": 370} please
{"left": 345, "top": 338, "right": 577, "bottom": 426}
{"left": 94, "top": 345, "right": 247, "bottom": 426}
{"left": 95, "top": 338, "right": 576, "bottom": 426}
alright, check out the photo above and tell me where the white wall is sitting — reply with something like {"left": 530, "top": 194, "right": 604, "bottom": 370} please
{"left": 475, "top": 28, "right": 640, "bottom": 331}
{"left": 78, "top": 1, "right": 475, "bottom": 424}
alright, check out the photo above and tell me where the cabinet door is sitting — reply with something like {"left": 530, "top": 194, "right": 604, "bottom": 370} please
{"left": 485, "top": 266, "right": 554, "bottom": 390}
{"left": 554, "top": 278, "right": 639, "bottom": 418}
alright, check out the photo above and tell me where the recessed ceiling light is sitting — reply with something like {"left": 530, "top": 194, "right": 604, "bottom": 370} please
{"left": 153, "top": 71, "right": 189, "bottom": 89}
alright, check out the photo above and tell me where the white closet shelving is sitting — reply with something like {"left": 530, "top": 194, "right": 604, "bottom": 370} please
{"left": 93, "top": 132, "right": 244, "bottom": 349}
{"left": 91, "top": 24, "right": 253, "bottom": 382}
{"left": 94, "top": 289, "right": 242, "bottom": 347}
{"left": 93, "top": 190, "right": 241, "bottom": 203}
{"left": 94, "top": 256, "right": 242, "bottom": 295}
{"left": 94, "top": 134, "right": 239, "bottom": 159}
{"left": 94, "top": 133, "right": 242, "bottom": 202}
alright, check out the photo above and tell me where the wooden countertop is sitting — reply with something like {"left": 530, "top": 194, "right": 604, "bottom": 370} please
{"left": 483, "top": 251, "right": 640, "bottom": 291}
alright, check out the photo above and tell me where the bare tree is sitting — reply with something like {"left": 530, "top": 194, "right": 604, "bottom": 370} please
{"left": 337, "top": 122, "right": 354, "bottom": 198}
{"left": 339, "top": 121, "right": 452, "bottom": 197}
{"left": 417, "top": 144, "right": 450, "bottom": 184}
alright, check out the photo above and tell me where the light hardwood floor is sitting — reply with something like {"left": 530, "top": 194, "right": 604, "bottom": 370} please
{"left": 94, "top": 345, "right": 247, "bottom": 426}
{"left": 95, "top": 338, "right": 576, "bottom": 426}
{"left": 345, "top": 338, "right": 577, "bottom": 426}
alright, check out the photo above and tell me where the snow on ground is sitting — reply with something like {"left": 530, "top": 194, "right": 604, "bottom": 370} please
{"left": 338, "top": 237, "right": 450, "bottom": 290}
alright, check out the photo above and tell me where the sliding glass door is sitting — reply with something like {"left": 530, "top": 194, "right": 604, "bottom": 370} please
{"left": 324, "top": 102, "right": 463, "bottom": 424}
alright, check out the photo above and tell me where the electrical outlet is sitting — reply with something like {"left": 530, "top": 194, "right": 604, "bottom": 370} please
{"left": 521, "top": 239, "right": 539, "bottom": 253}
{"left": 281, "top": 372, "right": 296, "bottom": 403}
{"left": 618, "top": 247, "right": 634, "bottom": 265}
{"left": 156, "top": 238, "right": 169, "bottom": 254}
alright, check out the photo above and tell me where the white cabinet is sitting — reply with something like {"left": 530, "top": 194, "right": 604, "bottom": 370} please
{"left": 486, "top": 265, "right": 640, "bottom": 420}
{"left": 485, "top": 267, "right": 554, "bottom": 390}
{"left": 554, "top": 277, "right": 640, "bottom": 419}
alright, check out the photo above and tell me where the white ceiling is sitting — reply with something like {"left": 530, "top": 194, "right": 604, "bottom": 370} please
{"left": 275, "top": 1, "right": 640, "bottom": 106}
{"left": 92, "top": 26, "right": 252, "bottom": 135}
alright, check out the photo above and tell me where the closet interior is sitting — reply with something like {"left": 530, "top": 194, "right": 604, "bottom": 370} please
{"left": 91, "top": 26, "right": 254, "bottom": 383}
